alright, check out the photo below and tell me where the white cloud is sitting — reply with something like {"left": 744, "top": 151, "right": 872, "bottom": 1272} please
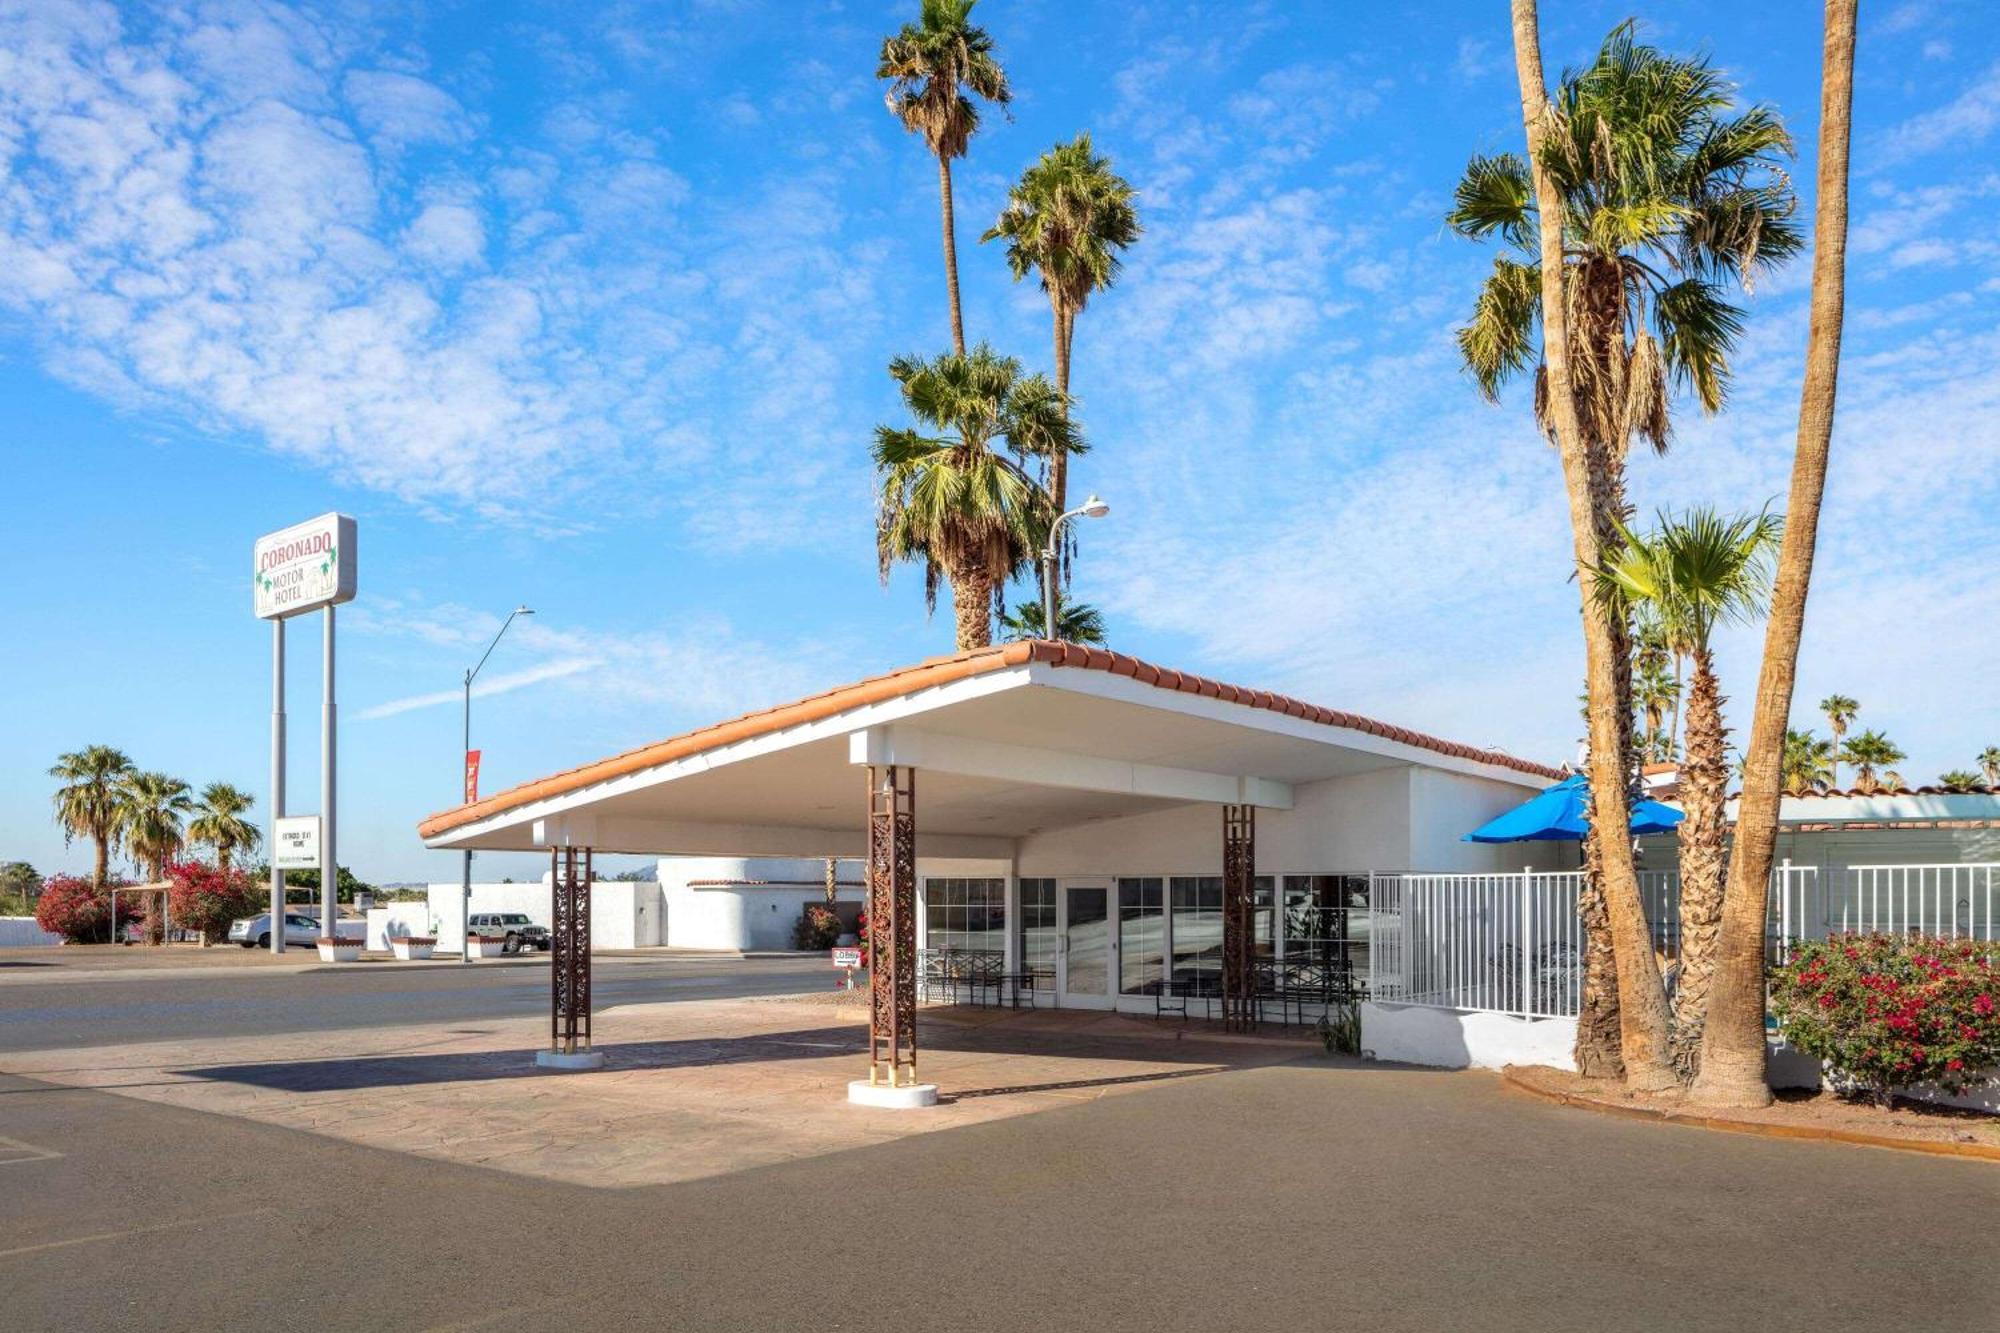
{"left": 343, "top": 69, "right": 472, "bottom": 147}
{"left": 356, "top": 656, "right": 603, "bottom": 720}
{"left": 402, "top": 202, "right": 485, "bottom": 271}
{"left": 1880, "top": 60, "right": 2000, "bottom": 156}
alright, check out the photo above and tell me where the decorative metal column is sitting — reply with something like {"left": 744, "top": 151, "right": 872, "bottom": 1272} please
{"left": 1221, "top": 804, "right": 1256, "bottom": 1032}
{"left": 865, "top": 765, "right": 917, "bottom": 1086}
{"left": 550, "top": 845, "right": 593, "bottom": 1056}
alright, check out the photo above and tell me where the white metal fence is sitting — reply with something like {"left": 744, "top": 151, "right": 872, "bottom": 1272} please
{"left": 1368, "top": 861, "right": 2000, "bottom": 1019}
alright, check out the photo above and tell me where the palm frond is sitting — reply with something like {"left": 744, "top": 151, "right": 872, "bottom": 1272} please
{"left": 1455, "top": 258, "right": 1541, "bottom": 401}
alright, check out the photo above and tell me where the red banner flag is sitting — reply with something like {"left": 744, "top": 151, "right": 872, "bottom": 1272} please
{"left": 464, "top": 749, "right": 481, "bottom": 804}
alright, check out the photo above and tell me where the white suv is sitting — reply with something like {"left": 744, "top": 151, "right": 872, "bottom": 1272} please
{"left": 229, "top": 912, "right": 323, "bottom": 948}
{"left": 467, "top": 912, "right": 551, "bottom": 953}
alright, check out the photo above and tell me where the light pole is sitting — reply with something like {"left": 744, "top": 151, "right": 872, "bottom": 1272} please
{"left": 1039, "top": 494, "right": 1110, "bottom": 641}
{"left": 460, "top": 605, "right": 533, "bottom": 961}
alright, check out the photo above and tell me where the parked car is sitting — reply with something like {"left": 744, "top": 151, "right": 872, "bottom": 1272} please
{"left": 229, "top": 912, "right": 323, "bottom": 948}
{"left": 468, "top": 912, "right": 551, "bottom": 953}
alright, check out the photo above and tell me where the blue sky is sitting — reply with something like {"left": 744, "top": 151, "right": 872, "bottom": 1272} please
{"left": 2, "top": 0, "right": 1996, "bottom": 884}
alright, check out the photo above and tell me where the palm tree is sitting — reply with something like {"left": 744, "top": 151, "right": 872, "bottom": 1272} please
{"left": 1467, "top": 16, "right": 1798, "bottom": 1089}
{"left": 878, "top": 0, "right": 1010, "bottom": 356}
{"left": 1633, "top": 613, "right": 1682, "bottom": 756}
{"left": 188, "top": 782, "right": 262, "bottom": 871}
{"left": 50, "top": 745, "right": 136, "bottom": 887}
{"left": 1819, "top": 694, "right": 1858, "bottom": 787}
{"left": 1633, "top": 662, "right": 1679, "bottom": 760}
{"left": 1938, "top": 770, "right": 1985, "bottom": 793}
{"left": 122, "top": 771, "right": 194, "bottom": 882}
{"left": 1979, "top": 746, "right": 2000, "bottom": 788}
{"left": 1597, "top": 506, "right": 1780, "bottom": 1076}
{"left": 1780, "top": 729, "right": 1835, "bottom": 796}
{"left": 875, "top": 345, "right": 1080, "bottom": 649}
{"left": 998, "top": 593, "right": 1106, "bottom": 645}
{"left": 1695, "top": 1, "right": 1857, "bottom": 1110}
{"left": 983, "top": 133, "right": 1140, "bottom": 521}
{"left": 1838, "top": 730, "right": 1903, "bottom": 795}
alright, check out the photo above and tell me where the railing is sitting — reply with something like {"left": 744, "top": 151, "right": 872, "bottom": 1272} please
{"left": 1368, "top": 861, "right": 2000, "bottom": 1019}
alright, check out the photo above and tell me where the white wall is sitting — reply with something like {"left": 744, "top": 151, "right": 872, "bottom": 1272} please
{"left": 0, "top": 917, "right": 61, "bottom": 948}
{"left": 425, "top": 879, "right": 662, "bottom": 952}
{"left": 657, "top": 856, "right": 864, "bottom": 951}
{"left": 1362, "top": 1002, "right": 1579, "bottom": 1071}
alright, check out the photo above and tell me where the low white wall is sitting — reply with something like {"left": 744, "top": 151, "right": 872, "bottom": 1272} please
{"left": 425, "top": 880, "right": 663, "bottom": 952}
{"left": 366, "top": 903, "right": 440, "bottom": 952}
{"left": 658, "top": 857, "right": 863, "bottom": 951}
{"left": 1362, "top": 1001, "right": 1578, "bottom": 1072}
{"left": 1766, "top": 1039, "right": 1996, "bottom": 1114}
{"left": 0, "top": 917, "right": 61, "bottom": 947}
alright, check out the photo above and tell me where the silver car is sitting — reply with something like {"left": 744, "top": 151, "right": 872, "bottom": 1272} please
{"left": 229, "top": 912, "right": 323, "bottom": 948}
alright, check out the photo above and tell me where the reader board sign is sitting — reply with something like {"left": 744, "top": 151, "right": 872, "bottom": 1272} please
{"left": 273, "top": 816, "right": 322, "bottom": 869}
{"left": 254, "top": 512, "right": 357, "bottom": 619}
{"left": 831, "top": 947, "right": 863, "bottom": 969}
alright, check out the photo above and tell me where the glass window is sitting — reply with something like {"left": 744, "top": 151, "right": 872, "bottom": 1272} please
{"left": 922, "top": 877, "right": 1006, "bottom": 957}
{"left": 1282, "top": 874, "right": 1370, "bottom": 987}
{"left": 1168, "top": 876, "right": 1222, "bottom": 991}
{"left": 1117, "top": 877, "right": 1165, "bottom": 995}
{"left": 1018, "top": 879, "right": 1058, "bottom": 977}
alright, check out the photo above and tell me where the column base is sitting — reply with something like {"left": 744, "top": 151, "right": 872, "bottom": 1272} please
{"left": 535, "top": 1049, "right": 606, "bottom": 1072}
{"left": 847, "top": 1079, "right": 938, "bottom": 1109}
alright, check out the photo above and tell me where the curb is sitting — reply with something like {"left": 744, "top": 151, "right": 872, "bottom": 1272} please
{"left": 1501, "top": 1068, "right": 2000, "bottom": 1164}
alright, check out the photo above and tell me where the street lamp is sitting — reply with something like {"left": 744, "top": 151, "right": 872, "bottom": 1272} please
{"left": 1040, "top": 494, "right": 1110, "bottom": 642}
{"left": 460, "top": 605, "right": 533, "bottom": 961}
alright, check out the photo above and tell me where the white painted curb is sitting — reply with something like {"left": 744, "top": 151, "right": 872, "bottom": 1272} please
{"left": 847, "top": 1079, "right": 939, "bottom": 1109}
{"left": 535, "top": 1050, "right": 607, "bottom": 1072}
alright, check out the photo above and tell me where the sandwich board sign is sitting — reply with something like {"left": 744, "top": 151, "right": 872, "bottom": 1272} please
{"left": 273, "top": 816, "right": 322, "bottom": 869}
{"left": 253, "top": 512, "right": 357, "bottom": 619}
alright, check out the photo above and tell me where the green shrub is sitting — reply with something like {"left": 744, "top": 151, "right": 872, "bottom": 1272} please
{"left": 1770, "top": 934, "right": 2000, "bottom": 1107}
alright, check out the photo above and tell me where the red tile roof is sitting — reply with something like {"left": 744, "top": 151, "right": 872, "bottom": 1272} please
{"left": 417, "top": 640, "right": 1564, "bottom": 839}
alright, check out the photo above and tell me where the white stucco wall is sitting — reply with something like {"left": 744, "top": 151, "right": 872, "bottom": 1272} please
{"left": 658, "top": 856, "right": 865, "bottom": 951}
{"left": 0, "top": 917, "right": 61, "bottom": 947}
{"left": 1362, "top": 1002, "right": 1579, "bottom": 1071}
{"left": 425, "top": 879, "right": 662, "bottom": 952}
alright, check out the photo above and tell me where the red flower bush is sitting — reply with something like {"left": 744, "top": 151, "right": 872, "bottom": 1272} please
{"left": 33, "top": 874, "right": 136, "bottom": 944}
{"left": 1771, "top": 933, "right": 2000, "bottom": 1107}
{"left": 166, "top": 860, "right": 263, "bottom": 944}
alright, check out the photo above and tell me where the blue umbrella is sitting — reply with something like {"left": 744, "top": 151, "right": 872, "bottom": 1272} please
{"left": 1463, "top": 774, "right": 1684, "bottom": 843}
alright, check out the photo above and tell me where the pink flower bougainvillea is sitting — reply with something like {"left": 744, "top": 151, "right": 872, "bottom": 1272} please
{"left": 1771, "top": 933, "right": 2000, "bottom": 1108}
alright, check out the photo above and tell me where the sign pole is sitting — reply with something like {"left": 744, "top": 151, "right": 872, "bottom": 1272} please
{"left": 270, "top": 618, "right": 286, "bottom": 954}
{"left": 321, "top": 604, "right": 337, "bottom": 941}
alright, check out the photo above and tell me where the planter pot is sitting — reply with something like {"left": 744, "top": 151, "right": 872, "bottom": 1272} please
{"left": 465, "top": 936, "right": 508, "bottom": 960}
{"left": 390, "top": 937, "right": 436, "bottom": 962}
{"left": 316, "top": 938, "right": 363, "bottom": 963}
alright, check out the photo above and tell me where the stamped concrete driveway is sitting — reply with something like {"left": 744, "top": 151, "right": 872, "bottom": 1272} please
{"left": 2, "top": 1000, "right": 1995, "bottom": 1331}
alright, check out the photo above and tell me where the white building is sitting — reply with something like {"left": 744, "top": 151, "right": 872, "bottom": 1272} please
{"left": 419, "top": 642, "right": 1558, "bottom": 1015}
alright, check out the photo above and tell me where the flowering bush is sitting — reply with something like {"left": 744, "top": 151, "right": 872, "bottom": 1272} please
{"left": 1771, "top": 934, "right": 2000, "bottom": 1107}
{"left": 792, "top": 903, "right": 842, "bottom": 951}
{"left": 33, "top": 874, "right": 136, "bottom": 944}
{"left": 166, "top": 860, "right": 263, "bottom": 944}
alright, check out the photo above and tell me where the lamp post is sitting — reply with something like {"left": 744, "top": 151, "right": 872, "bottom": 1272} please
{"left": 460, "top": 605, "right": 533, "bottom": 961}
{"left": 1039, "top": 494, "right": 1110, "bottom": 641}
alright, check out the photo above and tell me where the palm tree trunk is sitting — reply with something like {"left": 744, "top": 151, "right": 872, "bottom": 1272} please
{"left": 1692, "top": 0, "right": 1856, "bottom": 1109}
{"left": 1829, "top": 720, "right": 1844, "bottom": 789}
{"left": 951, "top": 568, "right": 992, "bottom": 651}
{"left": 1671, "top": 648, "right": 1727, "bottom": 1077}
{"left": 939, "top": 156, "right": 966, "bottom": 356}
{"left": 1050, "top": 299, "right": 1071, "bottom": 515}
{"left": 1510, "top": 0, "right": 1675, "bottom": 1089}
{"left": 1576, "top": 825, "right": 1624, "bottom": 1078}
{"left": 1670, "top": 652, "right": 1684, "bottom": 760}
{"left": 93, "top": 834, "right": 109, "bottom": 889}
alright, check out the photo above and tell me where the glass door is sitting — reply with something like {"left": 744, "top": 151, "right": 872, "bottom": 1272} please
{"left": 1058, "top": 884, "right": 1113, "bottom": 1009}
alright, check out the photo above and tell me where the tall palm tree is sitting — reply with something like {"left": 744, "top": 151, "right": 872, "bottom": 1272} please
{"left": 983, "top": 133, "right": 1141, "bottom": 520}
{"left": 875, "top": 345, "right": 1080, "bottom": 649}
{"left": 1598, "top": 506, "right": 1780, "bottom": 1077}
{"left": 1633, "top": 612, "right": 1682, "bottom": 756}
{"left": 878, "top": 0, "right": 1011, "bottom": 356}
{"left": 1838, "top": 729, "right": 1903, "bottom": 795}
{"left": 122, "top": 772, "right": 194, "bottom": 882}
{"left": 1779, "top": 729, "right": 1835, "bottom": 795}
{"left": 998, "top": 593, "right": 1106, "bottom": 646}
{"left": 1938, "top": 770, "right": 1985, "bottom": 793}
{"left": 1695, "top": 0, "right": 1857, "bottom": 1110}
{"left": 50, "top": 745, "right": 136, "bottom": 887}
{"left": 1466, "top": 16, "right": 1798, "bottom": 1088}
{"left": 1979, "top": 745, "right": 2000, "bottom": 788}
{"left": 188, "top": 782, "right": 262, "bottom": 871}
{"left": 1819, "top": 694, "right": 1858, "bottom": 787}
{"left": 1633, "top": 662, "right": 1679, "bottom": 760}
